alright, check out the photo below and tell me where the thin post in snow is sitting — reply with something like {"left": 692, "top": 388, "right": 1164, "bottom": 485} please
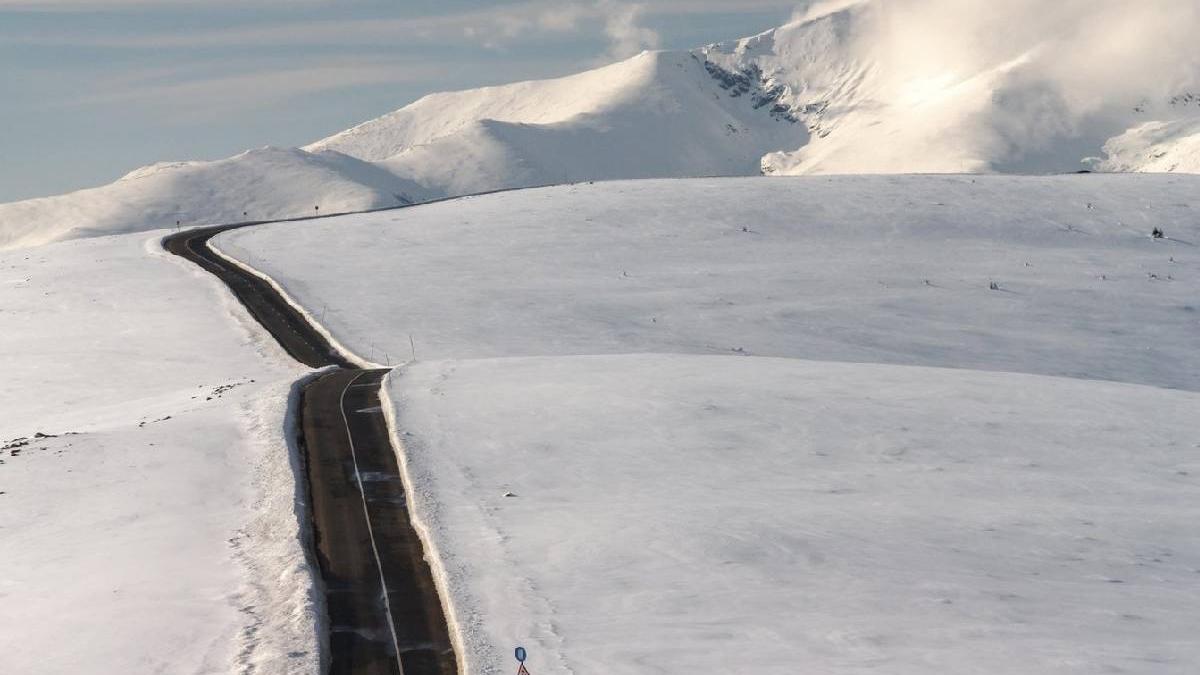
{"left": 409, "top": 335, "right": 417, "bottom": 363}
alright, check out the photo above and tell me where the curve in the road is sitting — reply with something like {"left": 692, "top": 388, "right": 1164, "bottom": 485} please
{"left": 164, "top": 225, "right": 456, "bottom": 675}
{"left": 164, "top": 224, "right": 354, "bottom": 369}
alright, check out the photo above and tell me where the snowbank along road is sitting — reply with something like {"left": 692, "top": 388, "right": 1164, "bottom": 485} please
{"left": 163, "top": 225, "right": 456, "bottom": 674}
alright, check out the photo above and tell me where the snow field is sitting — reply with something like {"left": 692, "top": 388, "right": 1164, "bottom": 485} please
{"left": 217, "top": 175, "right": 1200, "bottom": 391}
{"left": 218, "top": 175, "right": 1200, "bottom": 672}
{"left": 0, "top": 232, "right": 317, "bottom": 674}
{"left": 389, "top": 355, "right": 1200, "bottom": 674}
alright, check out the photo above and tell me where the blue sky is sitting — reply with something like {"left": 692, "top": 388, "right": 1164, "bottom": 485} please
{"left": 0, "top": 1, "right": 801, "bottom": 202}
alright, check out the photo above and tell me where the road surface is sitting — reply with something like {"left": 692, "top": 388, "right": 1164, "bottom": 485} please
{"left": 164, "top": 225, "right": 456, "bottom": 674}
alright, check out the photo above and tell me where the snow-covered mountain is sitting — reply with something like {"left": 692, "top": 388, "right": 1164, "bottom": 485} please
{"left": 3, "top": 0, "right": 1198, "bottom": 249}
{"left": 0, "top": 147, "right": 429, "bottom": 250}
{"left": 1097, "top": 117, "right": 1200, "bottom": 174}
{"left": 309, "top": 49, "right": 807, "bottom": 196}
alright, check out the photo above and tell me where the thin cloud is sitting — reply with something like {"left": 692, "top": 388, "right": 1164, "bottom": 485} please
{"left": 62, "top": 60, "right": 448, "bottom": 121}
{"left": 5, "top": 5, "right": 575, "bottom": 49}
{"left": 4, "top": 1, "right": 781, "bottom": 57}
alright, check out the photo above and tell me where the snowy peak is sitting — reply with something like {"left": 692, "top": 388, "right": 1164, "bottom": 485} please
{"left": 4, "top": 0, "right": 1200, "bottom": 250}
{"left": 700, "top": 0, "right": 865, "bottom": 87}
{"left": 695, "top": 3, "right": 874, "bottom": 171}
{"left": 306, "top": 50, "right": 668, "bottom": 162}
{"left": 338, "top": 47, "right": 812, "bottom": 196}
{"left": 1096, "top": 117, "right": 1200, "bottom": 173}
{"left": 309, "top": 7, "right": 869, "bottom": 169}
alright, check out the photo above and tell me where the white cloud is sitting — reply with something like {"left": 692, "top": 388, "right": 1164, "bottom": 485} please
{"left": 598, "top": 1, "right": 661, "bottom": 59}
{"left": 791, "top": 0, "right": 1200, "bottom": 165}
{"left": 856, "top": 0, "right": 1200, "bottom": 110}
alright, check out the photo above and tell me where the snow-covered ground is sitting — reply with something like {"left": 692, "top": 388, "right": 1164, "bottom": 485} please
{"left": 5, "top": 0, "right": 1200, "bottom": 250}
{"left": 217, "top": 175, "right": 1200, "bottom": 390}
{"left": 216, "top": 176, "right": 1200, "bottom": 673}
{"left": 391, "top": 355, "right": 1200, "bottom": 675}
{"left": 0, "top": 232, "right": 316, "bottom": 674}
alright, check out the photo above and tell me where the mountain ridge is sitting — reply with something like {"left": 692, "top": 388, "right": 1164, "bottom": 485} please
{"left": 3, "top": 0, "right": 1197, "bottom": 250}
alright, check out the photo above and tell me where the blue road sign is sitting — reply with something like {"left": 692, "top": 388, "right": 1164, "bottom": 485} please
{"left": 515, "top": 647, "right": 527, "bottom": 663}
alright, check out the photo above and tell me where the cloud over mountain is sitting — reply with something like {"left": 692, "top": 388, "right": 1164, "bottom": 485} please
{"left": 3, "top": 0, "right": 1198, "bottom": 249}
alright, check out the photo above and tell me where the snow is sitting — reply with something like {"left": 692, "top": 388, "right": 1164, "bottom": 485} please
{"left": 216, "top": 176, "right": 1200, "bottom": 673}
{"left": 307, "top": 0, "right": 1200, "bottom": 183}
{"left": 216, "top": 175, "right": 1200, "bottom": 391}
{"left": 1097, "top": 118, "right": 1200, "bottom": 174}
{"left": 0, "top": 147, "right": 428, "bottom": 251}
{"left": 321, "top": 49, "right": 807, "bottom": 197}
{"left": 3, "top": 4, "right": 1197, "bottom": 671}
{"left": 0, "top": 232, "right": 317, "bottom": 674}
{"left": 6, "top": 1, "right": 1200, "bottom": 250}
{"left": 306, "top": 51, "right": 691, "bottom": 161}
{"left": 389, "top": 355, "right": 1200, "bottom": 674}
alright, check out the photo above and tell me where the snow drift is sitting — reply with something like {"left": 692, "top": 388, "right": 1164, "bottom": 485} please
{"left": 3, "top": 0, "right": 1200, "bottom": 249}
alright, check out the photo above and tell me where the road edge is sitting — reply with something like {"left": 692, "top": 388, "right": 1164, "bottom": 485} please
{"left": 163, "top": 223, "right": 458, "bottom": 674}
{"left": 286, "top": 367, "right": 338, "bottom": 674}
{"left": 205, "top": 234, "right": 380, "bottom": 369}
{"left": 379, "top": 368, "right": 468, "bottom": 675}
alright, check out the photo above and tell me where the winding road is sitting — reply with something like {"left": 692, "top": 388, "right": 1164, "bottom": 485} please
{"left": 164, "top": 224, "right": 456, "bottom": 675}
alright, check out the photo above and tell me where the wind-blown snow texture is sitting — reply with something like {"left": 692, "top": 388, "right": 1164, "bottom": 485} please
{"left": 219, "top": 176, "right": 1200, "bottom": 674}
{"left": 4, "top": 0, "right": 1200, "bottom": 249}
{"left": 0, "top": 233, "right": 317, "bottom": 674}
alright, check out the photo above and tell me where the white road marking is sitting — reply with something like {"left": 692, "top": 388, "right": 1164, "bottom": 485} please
{"left": 338, "top": 370, "right": 405, "bottom": 672}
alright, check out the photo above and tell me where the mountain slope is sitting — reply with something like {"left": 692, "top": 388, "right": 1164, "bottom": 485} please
{"left": 3, "top": 0, "right": 1199, "bottom": 250}
{"left": 703, "top": 1, "right": 1200, "bottom": 176}
{"left": 368, "top": 50, "right": 809, "bottom": 196}
{"left": 309, "top": 0, "right": 1200, "bottom": 184}
{"left": 1096, "top": 117, "right": 1200, "bottom": 173}
{"left": 0, "top": 147, "right": 427, "bottom": 250}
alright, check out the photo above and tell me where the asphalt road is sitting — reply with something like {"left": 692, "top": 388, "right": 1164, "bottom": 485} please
{"left": 163, "top": 224, "right": 354, "bottom": 369}
{"left": 164, "top": 225, "right": 456, "bottom": 674}
{"left": 303, "top": 369, "right": 456, "bottom": 675}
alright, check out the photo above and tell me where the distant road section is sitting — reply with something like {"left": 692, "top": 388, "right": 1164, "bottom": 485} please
{"left": 164, "top": 223, "right": 353, "bottom": 369}
{"left": 164, "top": 225, "right": 456, "bottom": 674}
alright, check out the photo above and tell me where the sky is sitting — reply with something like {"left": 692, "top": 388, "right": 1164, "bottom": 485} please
{"left": 0, "top": 0, "right": 801, "bottom": 203}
